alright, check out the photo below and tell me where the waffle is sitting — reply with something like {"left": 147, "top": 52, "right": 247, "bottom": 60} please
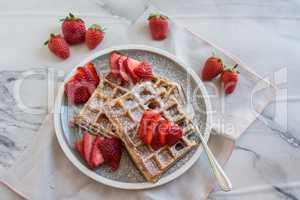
{"left": 73, "top": 72, "right": 185, "bottom": 138}
{"left": 72, "top": 72, "right": 133, "bottom": 138}
{"left": 104, "top": 76, "right": 200, "bottom": 182}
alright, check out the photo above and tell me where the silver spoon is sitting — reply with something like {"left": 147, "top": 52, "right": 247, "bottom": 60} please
{"left": 178, "top": 85, "right": 232, "bottom": 191}
{"left": 197, "top": 126, "right": 232, "bottom": 191}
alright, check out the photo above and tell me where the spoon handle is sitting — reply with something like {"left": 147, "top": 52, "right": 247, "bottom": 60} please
{"left": 199, "top": 133, "right": 232, "bottom": 191}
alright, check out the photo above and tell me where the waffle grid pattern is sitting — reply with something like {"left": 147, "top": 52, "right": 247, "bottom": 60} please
{"left": 105, "top": 77, "right": 199, "bottom": 182}
{"left": 73, "top": 73, "right": 131, "bottom": 138}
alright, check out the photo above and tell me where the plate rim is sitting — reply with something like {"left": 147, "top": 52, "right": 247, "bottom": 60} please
{"left": 54, "top": 44, "right": 212, "bottom": 189}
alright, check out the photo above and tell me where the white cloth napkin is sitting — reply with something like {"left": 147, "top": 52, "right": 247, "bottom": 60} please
{"left": 0, "top": 6, "right": 275, "bottom": 200}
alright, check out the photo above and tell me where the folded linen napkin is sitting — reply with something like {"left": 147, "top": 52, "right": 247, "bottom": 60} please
{"left": 0, "top": 6, "right": 275, "bottom": 200}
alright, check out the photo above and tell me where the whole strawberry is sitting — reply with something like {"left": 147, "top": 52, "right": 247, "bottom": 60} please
{"left": 61, "top": 13, "right": 86, "bottom": 45}
{"left": 85, "top": 24, "right": 105, "bottom": 50}
{"left": 44, "top": 34, "right": 70, "bottom": 59}
{"left": 220, "top": 64, "right": 239, "bottom": 95}
{"left": 148, "top": 14, "right": 168, "bottom": 40}
{"left": 202, "top": 56, "right": 224, "bottom": 81}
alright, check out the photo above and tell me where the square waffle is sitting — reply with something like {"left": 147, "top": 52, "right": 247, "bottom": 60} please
{"left": 72, "top": 72, "right": 132, "bottom": 137}
{"left": 104, "top": 76, "right": 200, "bottom": 182}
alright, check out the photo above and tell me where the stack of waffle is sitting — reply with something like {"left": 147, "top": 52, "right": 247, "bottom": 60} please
{"left": 73, "top": 72, "right": 200, "bottom": 182}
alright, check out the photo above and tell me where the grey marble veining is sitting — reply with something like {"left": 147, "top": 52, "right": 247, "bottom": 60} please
{"left": 0, "top": 69, "right": 49, "bottom": 170}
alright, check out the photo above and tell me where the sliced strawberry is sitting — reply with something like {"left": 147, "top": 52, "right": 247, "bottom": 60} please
{"left": 74, "top": 138, "right": 84, "bottom": 157}
{"left": 144, "top": 120, "right": 156, "bottom": 144}
{"left": 84, "top": 62, "right": 100, "bottom": 86}
{"left": 151, "top": 120, "right": 170, "bottom": 150}
{"left": 118, "top": 56, "right": 129, "bottom": 82}
{"left": 64, "top": 65, "right": 99, "bottom": 105}
{"left": 124, "top": 57, "right": 141, "bottom": 83}
{"left": 64, "top": 80, "right": 92, "bottom": 105}
{"left": 151, "top": 130, "right": 160, "bottom": 150}
{"left": 157, "top": 120, "right": 170, "bottom": 145}
{"left": 83, "top": 132, "right": 95, "bottom": 163}
{"left": 134, "top": 61, "right": 153, "bottom": 80}
{"left": 166, "top": 124, "right": 183, "bottom": 146}
{"left": 99, "top": 137, "right": 122, "bottom": 171}
{"left": 138, "top": 109, "right": 161, "bottom": 140}
{"left": 74, "top": 67, "right": 89, "bottom": 81}
{"left": 109, "top": 52, "right": 122, "bottom": 78}
{"left": 89, "top": 136, "right": 104, "bottom": 169}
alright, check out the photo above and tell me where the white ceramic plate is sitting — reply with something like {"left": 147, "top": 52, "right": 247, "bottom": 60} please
{"left": 54, "top": 45, "right": 212, "bottom": 189}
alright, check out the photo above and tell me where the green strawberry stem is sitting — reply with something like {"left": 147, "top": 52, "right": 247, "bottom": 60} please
{"left": 148, "top": 13, "right": 168, "bottom": 20}
{"left": 44, "top": 33, "right": 56, "bottom": 45}
{"left": 60, "top": 12, "right": 79, "bottom": 21}
{"left": 69, "top": 12, "right": 75, "bottom": 18}
{"left": 89, "top": 24, "right": 105, "bottom": 32}
{"left": 224, "top": 64, "right": 239, "bottom": 73}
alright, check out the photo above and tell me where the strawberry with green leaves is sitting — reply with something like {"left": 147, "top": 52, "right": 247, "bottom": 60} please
{"left": 202, "top": 56, "right": 224, "bottom": 81}
{"left": 61, "top": 13, "right": 86, "bottom": 45}
{"left": 45, "top": 34, "right": 70, "bottom": 59}
{"left": 148, "top": 13, "right": 169, "bottom": 40}
{"left": 220, "top": 64, "right": 239, "bottom": 95}
{"left": 85, "top": 24, "right": 105, "bottom": 50}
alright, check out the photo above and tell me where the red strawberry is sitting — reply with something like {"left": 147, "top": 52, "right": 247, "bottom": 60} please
{"left": 151, "top": 120, "right": 171, "bottom": 150}
{"left": 148, "top": 14, "right": 169, "bottom": 40}
{"left": 124, "top": 57, "right": 141, "bottom": 83}
{"left": 138, "top": 109, "right": 162, "bottom": 145}
{"left": 89, "top": 136, "right": 104, "bottom": 169}
{"left": 151, "top": 128, "right": 161, "bottom": 150}
{"left": 133, "top": 61, "right": 153, "bottom": 80}
{"left": 144, "top": 121, "right": 156, "bottom": 145}
{"left": 201, "top": 56, "right": 224, "bottom": 81}
{"left": 85, "top": 24, "right": 105, "bottom": 50}
{"left": 61, "top": 13, "right": 86, "bottom": 45}
{"left": 109, "top": 52, "right": 122, "bottom": 78}
{"left": 74, "top": 138, "right": 84, "bottom": 157}
{"left": 98, "top": 137, "right": 122, "bottom": 171}
{"left": 166, "top": 124, "right": 183, "bottom": 146}
{"left": 64, "top": 64, "right": 99, "bottom": 105}
{"left": 74, "top": 67, "right": 89, "bottom": 81}
{"left": 220, "top": 64, "right": 239, "bottom": 95}
{"left": 45, "top": 34, "right": 70, "bottom": 59}
{"left": 157, "top": 120, "right": 170, "bottom": 145}
{"left": 118, "top": 56, "right": 129, "bottom": 82}
{"left": 64, "top": 80, "right": 93, "bottom": 104}
{"left": 83, "top": 132, "right": 94, "bottom": 163}
{"left": 84, "top": 63, "right": 100, "bottom": 86}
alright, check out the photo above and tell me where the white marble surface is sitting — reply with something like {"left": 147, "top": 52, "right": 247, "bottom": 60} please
{"left": 0, "top": 0, "right": 299, "bottom": 199}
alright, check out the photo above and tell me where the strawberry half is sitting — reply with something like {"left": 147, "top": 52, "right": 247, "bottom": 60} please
{"left": 134, "top": 61, "right": 153, "bottom": 80}
{"left": 83, "top": 132, "right": 94, "bottom": 164}
{"left": 84, "top": 62, "right": 100, "bottom": 86}
{"left": 64, "top": 80, "right": 93, "bottom": 105}
{"left": 166, "top": 124, "right": 183, "bottom": 146}
{"left": 151, "top": 120, "right": 170, "bottom": 150}
{"left": 138, "top": 109, "right": 162, "bottom": 144}
{"left": 89, "top": 136, "right": 104, "bottom": 169}
{"left": 109, "top": 52, "right": 122, "bottom": 78}
{"left": 64, "top": 64, "right": 99, "bottom": 105}
{"left": 74, "top": 67, "right": 89, "bottom": 81}
{"left": 98, "top": 137, "right": 122, "bottom": 171}
{"left": 124, "top": 57, "right": 141, "bottom": 83}
{"left": 74, "top": 138, "right": 84, "bottom": 157}
{"left": 118, "top": 55, "right": 129, "bottom": 82}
